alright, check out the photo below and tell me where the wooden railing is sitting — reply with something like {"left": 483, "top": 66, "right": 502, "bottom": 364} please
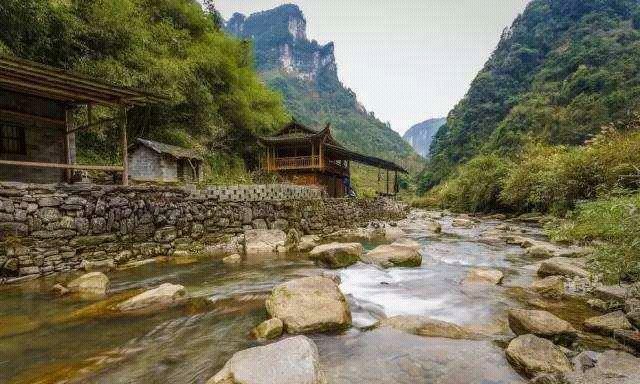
{"left": 273, "top": 156, "right": 320, "bottom": 170}
{"left": 264, "top": 156, "right": 349, "bottom": 176}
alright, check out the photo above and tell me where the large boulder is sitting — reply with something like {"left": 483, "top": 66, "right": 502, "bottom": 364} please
{"left": 594, "top": 285, "right": 629, "bottom": 304}
{"left": 116, "top": 283, "right": 186, "bottom": 312}
{"left": 531, "top": 276, "right": 565, "bottom": 299}
{"left": 505, "top": 334, "right": 573, "bottom": 378}
{"left": 375, "top": 315, "right": 481, "bottom": 340}
{"left": 266, "top": 277, "right": 351, "bottom": 334}
{"left": 67, "top": 272, "right": 110, "bottom": 296}
{"left": 525, "top": 244, "right": 556, "bottom": 259}
{"left": 613, "top": 330, "right": 640, "bottom": 353}
{"left": 207, "top": 336, "right": 325, "bottom": 384}
{"left": 508, "top": 309, "right": 577, "bottom": 345}
{"left": 538, "top": 257, "right": 589, "bottom": 278}
{"left": 464, "top": 268, "right": 504, "bottom": 285}
{"left": 244, "top": 229, "right": 287, "bottom": 255}
{"left": 364, "top": 241, "right": 422, "bottom": 268}
{"left": 309, "top": 242, "right": 363, "bottom": 269}
{"left": 583, "top": 311, "right": 633, "bottom": 336}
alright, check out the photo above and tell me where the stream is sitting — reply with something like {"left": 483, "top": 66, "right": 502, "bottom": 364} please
{"left": 0, "top": 210, "right": 613, "bottom": 383}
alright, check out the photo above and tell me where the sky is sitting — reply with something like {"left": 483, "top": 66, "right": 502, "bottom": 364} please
{"left": 214, "top": 0, "right": 531, "bottom": 135}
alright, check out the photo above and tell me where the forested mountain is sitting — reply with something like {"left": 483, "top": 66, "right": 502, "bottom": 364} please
{"left": 0, "top": 0, "right": 288, "bottom": 177}
{"left": 226, "top": 4, "right": 419, "bottom": 167}
{"left": 421, "top": 0, "right": 640, "bottom": 190}
{"left": 403, "top": 118, "right": 446, "bottom": 158}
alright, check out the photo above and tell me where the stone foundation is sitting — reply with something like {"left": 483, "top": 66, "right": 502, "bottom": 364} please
{"left": 0, "top": 183, "right": 407, "bottom": 279}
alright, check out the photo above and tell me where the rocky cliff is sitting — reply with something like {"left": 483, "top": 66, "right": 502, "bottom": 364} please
{"left": 403, "top": 118, "right": 446, "bottom": 158}
{"left": 225, "top": 5, "right": 418, "bottom": 164}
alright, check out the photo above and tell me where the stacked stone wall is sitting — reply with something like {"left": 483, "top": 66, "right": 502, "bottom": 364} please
{"left": 0, "top": 182, "right": 407, "bottom": 279}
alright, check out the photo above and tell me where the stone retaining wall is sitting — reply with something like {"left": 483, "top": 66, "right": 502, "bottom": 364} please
{"left": 0, "top": 183, "right": 407, "bottom": 279}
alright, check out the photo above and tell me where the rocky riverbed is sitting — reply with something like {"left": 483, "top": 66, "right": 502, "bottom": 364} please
{"left": 0, "top": 209, "right": 638, "bottom": 383}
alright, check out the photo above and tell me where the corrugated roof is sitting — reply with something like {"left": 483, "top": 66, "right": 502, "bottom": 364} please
{"left": 135, "top": 139, "right": 204, "bottom": 161}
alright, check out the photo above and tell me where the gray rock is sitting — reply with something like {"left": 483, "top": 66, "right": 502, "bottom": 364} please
{"left": 38, "top": 207, "right": 60, "bottom": 223}
{"left": 154, "top": 226, "right": 177, "bottom": 243}
{"left": 309, "top": 242, "right": 363, "bottom": 269}
{"left": 508, "top": 309, "right": 577, "bottom": 345}
{"left": 594, "top": 285, "right": 629, "bottom": 303}
{"left": 364, "top": 240, "right": 422, "bottom": 268}
{"left": 208, "top": 336, "right": 325, "bottom": 384}
{"left": 538, "top": 257, "right": 589, "bottom": 278}
{"left": 584, "top": 311, "right": 633, "bottom": 336}
{"left": 266, "top": 277, "right": 351, "bottom": 334}
{"left": 452, "top": 218, "right": 474, "bottom": 228}
{"left": 222, "top": 254, "right": 242, "bottom": 264}
{"left": 613, "top": 329, "right": 640, "bottom": 352}
{"left": 38, "top": 196, "right": 62, "bottom": 207}
{"left": 298, "top": 235, "right": 320, "bottom": 253}
{"left": 505, "top": 334, "right": 572, "bottom": 378}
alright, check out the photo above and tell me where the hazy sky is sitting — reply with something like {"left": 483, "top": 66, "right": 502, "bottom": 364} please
{"left": 214, "top": 0, "right": 530, "bottom": 134}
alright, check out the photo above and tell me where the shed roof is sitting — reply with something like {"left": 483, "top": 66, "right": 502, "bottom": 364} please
{"left": 134, "top": 139, "right": 204, "bottom": 161}
{"left": 0, "top": 55, "right": 165, "bottom": 106}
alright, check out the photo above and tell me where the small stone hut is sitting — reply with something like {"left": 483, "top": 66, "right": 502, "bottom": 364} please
{"left": 128, "top": 139, "right": 204, "bottom": 183}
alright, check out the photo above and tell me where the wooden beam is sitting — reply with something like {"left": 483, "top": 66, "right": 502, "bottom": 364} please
{"left": 0, "top": 108, "right": 65, "bottom": 126}
{"left": 120, "top": 107, "right": 129, "bottom": 186}
{"left": 0, "top": 160, "right": 123, "bottom": 171}
{"left": 65, "top": 117, "right": 118, "bottom": 135}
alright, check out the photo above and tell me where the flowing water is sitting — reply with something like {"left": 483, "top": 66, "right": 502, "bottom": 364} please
{"left": 0, "top": 211, "right": 606, "bottom": 384}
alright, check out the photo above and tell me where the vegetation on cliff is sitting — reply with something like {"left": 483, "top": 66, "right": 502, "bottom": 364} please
{"left": 420, "top": 0, "right": 640, "bottom": 191}
{"left": 0, "top": 0, "right": 289, "bottom": 179}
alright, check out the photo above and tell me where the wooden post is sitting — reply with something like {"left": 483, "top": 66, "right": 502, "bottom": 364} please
{"left": 319, "top": 142, "right": 324, "bottom": 170}
{"left": 394, "top": 170, "right": 398, "bottom": 194}
{"left": 64, "top": 108, "right": 73, "bottom": 183}
{"left": 120, "top": 106, "right": 129, "bottom": 186}
{"left": 386, "top": 169, "right": 390, "bottom": 195}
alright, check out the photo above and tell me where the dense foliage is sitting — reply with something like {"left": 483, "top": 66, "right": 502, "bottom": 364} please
{"left": 422, "top": 123, "right": 640, "bottom": 214}
{"left": 420, "top": 0, "right": 640, "bottom": 191}
{"left": 0, "top": 0, "right": 289, "bottom": 176}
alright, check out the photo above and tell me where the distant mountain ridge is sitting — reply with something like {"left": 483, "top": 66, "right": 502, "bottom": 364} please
{"left": 225, "top": 4, "right": 419, "bottom": 166}
{"left": 403, "top": 118, "right": 446, "bottom": 158}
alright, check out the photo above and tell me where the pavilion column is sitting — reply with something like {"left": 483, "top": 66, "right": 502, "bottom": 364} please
{"left": 120, "top": 106, "right": 129, "bottom": 186}
{"left": 394, "top": 170, "right": 398, "bottom": 194}
{"left": 386, "top": 169, "right": 390, "bottom": 195}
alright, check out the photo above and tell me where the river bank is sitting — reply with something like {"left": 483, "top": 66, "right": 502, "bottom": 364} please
{"left": 0, "top": 209, "right": 638, "bottom": 383}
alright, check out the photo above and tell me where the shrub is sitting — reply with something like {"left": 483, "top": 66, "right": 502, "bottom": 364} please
{"left": 426, "top": 154, "right": 512, "bottom": 213}
{"left": 549, "top": 192, "right": 640, "bottom": 283}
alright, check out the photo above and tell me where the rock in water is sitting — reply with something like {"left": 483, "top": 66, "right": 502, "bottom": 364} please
{"left": 505, "top": 334, "right": 572, "bottom": 378}
{"left": 117, "top": 283, "right": 186, "bottom": 312}
{"left": 425, "top": 220, "right": 442, "bottom": 233}
{"left": 298, "top": 235, "right": 320, "bottom": 253}
{"left": 67, "top": 272, "right": 110, "bottom": 296}
{"left": 266, "top": 277, "right": 351, "bottom": 334}
{"left": 375, "top": 315, "right": 481, "bottom": 340}
{"left": 222, "top": 254, "right": 242, "bottom": 264}
{"left": 537, "top": 257, "right": 589, "bottom": 278}
{"left": 583, "top": 311, "right": 633, "bottom": 336}
{"left": 452, "top": 218, "right": 474, "bottom": 228}
{"left": 309, "top": 242, "right": 363, "bottom": 269}
{"left": 208, "top": 336, "right": 325, "bottom": 384}
{"left": 252, "top": 318, "right": 284, "bottom": 340}
{"left": 464, "top": 268, "right": 504, "bottom": 285}
{"left": 525, "top": 245, "right": 555, "bottom": 259}
{"left": 564, "top": 350, "right": 640, "bottom": 384}
{"left": 508, "top": 309, "right": 577, "bottom": 345}
{"left": 364, "top": 241, "right": 422, "bottom": 268}
{"left": 244, "top": 229, "right": 287, "bottom": 254}
{"left": 531, "top": 276, "right": 565, "bottom": 298}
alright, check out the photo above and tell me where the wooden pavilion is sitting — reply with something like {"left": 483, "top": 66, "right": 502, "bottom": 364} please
{"left": 259, "top": 121, "right": 407, "bottom": 197}
{"left": 0, "top": 55, "right": 162, "bottom": 185}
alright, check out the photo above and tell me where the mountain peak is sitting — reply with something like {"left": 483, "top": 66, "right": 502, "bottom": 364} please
{"left": 225, "top": 4, "right": 335, "bottom": 81}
